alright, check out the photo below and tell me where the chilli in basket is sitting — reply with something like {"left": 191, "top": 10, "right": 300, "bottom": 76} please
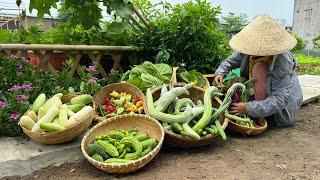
{"left": 93, "top": 83, "right": 147, "bottom": 122}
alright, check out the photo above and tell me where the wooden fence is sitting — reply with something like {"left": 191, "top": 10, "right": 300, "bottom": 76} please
{"left": 0, "top": 44, "right": 138, "bottom": 77}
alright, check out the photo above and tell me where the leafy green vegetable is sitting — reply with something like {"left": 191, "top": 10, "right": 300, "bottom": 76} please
{"left": 179, "top": 70, "right": 206, "bottom": 88}
{"left": 122, "top": 61, "right": 172, "bottom": 91}
{"left": 141, "top": 73, "right": 163, "bottom": 90}
{"left": 155, "top": 63, "right": 172, "bottom": 78}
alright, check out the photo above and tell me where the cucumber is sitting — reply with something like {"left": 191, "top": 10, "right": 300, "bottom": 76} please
{"left": 31, "top": 93, "right": 46, "bottom": 113}
{"left": 88, "top": 142, "right": 110, "bottom": 159}
{"left": 19, "top": 116, "right": 35, "bottom": 130}
{"left": 107, "top": 131, "right": 125, "bottom": 140}
{"left": 140, "top": 145, "right": 153, "bottom": 157}
{"left": 134, "top": 134, "right": 149, "bottom": 142}
{"left": 172, "top": 122, "right": 183, "bottom": 133}
{"left": 70, "top": 94, "right": 93, "bottom": 105}
{"left": 121, "top": 137, "right": 142, "bottom": 160}
{"left": 205, "top": 127, "right": 215, "bottom": 135}
{"left": 215, "top": 120, "right": 227, "bottom": 141}
{"left": 40, "top": 122, "right": 65, "bottom": 132}
{"left": 92, "top": 154, "right": 104, "bottom": 162}
{"left": 97, "top": 140, "right": 119, "bottom": 157}
{"left": 67, "top": 104, "right": 85, "bottom": 113}
{"left": 140, "top": 139, "right": 157, "bottom": 150}
{"left": 27, "top": 111, "right": 38, "bottom": 122}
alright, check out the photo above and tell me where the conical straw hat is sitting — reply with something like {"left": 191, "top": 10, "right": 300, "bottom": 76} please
{"left": 229, "top": 14, "right": 297, "bottom": 56}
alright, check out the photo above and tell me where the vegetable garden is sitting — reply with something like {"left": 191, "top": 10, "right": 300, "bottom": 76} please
{"left": 0, "top": 0, "right": 319, "bottom": 177}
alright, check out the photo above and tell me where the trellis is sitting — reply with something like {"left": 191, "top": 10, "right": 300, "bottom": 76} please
{"left": 0, "top": 44, "right": 138, "bottom": 77}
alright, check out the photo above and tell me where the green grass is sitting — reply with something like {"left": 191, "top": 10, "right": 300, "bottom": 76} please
{"left": 295, "top": 54, "right": 320, "bottom": 75}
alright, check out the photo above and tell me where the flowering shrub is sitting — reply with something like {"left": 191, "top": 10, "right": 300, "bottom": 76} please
{"left": 0, "top": 55, "right": 51, "bottom": 136}
{"left": 0, "top": 84, "right": 32, "bottom": 136}
{"left": 52, "top": 60, "right": 113, "bottom": 95}
{"left": 0, "top": 55, "right": 120, "bottom": 136}
{"left": 78, "top": 64, "right": 108, "bottom": 95}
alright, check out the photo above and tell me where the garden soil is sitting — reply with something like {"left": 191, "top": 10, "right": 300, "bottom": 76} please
{"left": 6, "top": 101, "right": 320, "bottom": 180}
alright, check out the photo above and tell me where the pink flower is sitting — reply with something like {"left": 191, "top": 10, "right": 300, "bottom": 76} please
{"left": 17, "top": 94, "right": 27, "bottom": 102}
{"left": 86, "top": 66, "right": 97, "bottom": 73}
{"left": 0, "top": 101, "right": 6, "bottom": 109}
{"left": 10, "top": 113, "right": 20, "bottom": 120}
{"left": 21, "top": 84, "right": 33, "bottom": 91}
{"left": 8, "top": 85, "right": 21, "bottom": 91}
{"left": 88, "top": 77, "right": 97, "bottom": 84}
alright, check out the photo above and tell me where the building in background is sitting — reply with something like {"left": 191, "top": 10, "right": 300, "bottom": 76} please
{"left": 0, "top": 14, "right": 58, "bottom": 30}
{"left": 292, "top": 0, "right": 320, "bottom": 49}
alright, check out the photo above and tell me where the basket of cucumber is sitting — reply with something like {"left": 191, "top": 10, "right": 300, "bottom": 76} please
{"left": 93, "top": 83, "right": 147, "bottom": 122}
{"left": 149, "top": 84, "right": 228, "bottom": 148}
{"left": 81, "top": 114, "right": 164, "bottom": 173}
{"left": 226, "top": 116, "right": 267, "bottom": 136}
{"left": 19, "top": 93, "right": 96, "bottom": 144}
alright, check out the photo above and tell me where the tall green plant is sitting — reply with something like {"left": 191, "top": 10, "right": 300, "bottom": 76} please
{"left": 313, "top": 35, "right": 320, "bottom": 49}
{"left": 134, "top": 0, "right": 231, "bottom": 72}
{"left": 292, "top": 33, "right": 306, "bottom": 52}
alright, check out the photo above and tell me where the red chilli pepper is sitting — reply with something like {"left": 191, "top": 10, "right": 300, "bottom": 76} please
{"left": 104, "top": 99, "right": 111, "bottom": 107}
{"left": 133, "top": 97, "right": 141, "bottom": 104}
{"left": 107, "top": 106, "right": 116, "bottom": 114}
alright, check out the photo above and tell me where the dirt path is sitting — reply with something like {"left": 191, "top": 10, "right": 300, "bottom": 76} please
{"left": 8, "top": 101, "right": 320, "bottom": 180}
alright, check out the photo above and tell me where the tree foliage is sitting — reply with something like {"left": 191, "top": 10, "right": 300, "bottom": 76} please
{"left": 221, "top": 12, "right": 248, "bottom": 35}
{"left": 30, "top": 0, "right": 136, "bottom": 29}
{"left": 134, "top": 0, "right": 231, "bottom": 72}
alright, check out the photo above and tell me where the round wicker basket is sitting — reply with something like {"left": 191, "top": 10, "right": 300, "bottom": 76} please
{"left": 21, "top": 109, "right": 95, "bottom": 145}
{"left": 20, "top": 95, "right": 96, "bottom": 145}
{"left": 213, "top": 94, "right": 268, "bottom": 136}
{"left": 150, "top": 84, "right": 229, "bottom": 148}
{"left": 81, "top": 114, "right": 164, "bottom": 173}
{"left": 93, "top": 83, "right": 147, "bottom": 122}
{"left": 227, "top": 118, "right": 267, "bottom": 136}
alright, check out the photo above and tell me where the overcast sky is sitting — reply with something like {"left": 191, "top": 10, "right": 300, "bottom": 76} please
{"left": 0, "top": 0, "right": 295, "bottom": 25}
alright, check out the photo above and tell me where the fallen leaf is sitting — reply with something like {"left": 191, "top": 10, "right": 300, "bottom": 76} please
{"left": 69, "top": 168, "right": 76, "bottom": 173}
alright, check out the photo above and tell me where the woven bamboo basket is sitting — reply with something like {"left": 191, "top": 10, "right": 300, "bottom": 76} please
{"left": 213, "top": 96, "right": 268, "bottom": 136}
{"left": 20, "top": 95, "right": 96, "bottom": 145}
{"left": 227, "top": 118, "right": 267, "bottom": 136}
{"left": 81, "top": 114, "right": 164, "bottom": 173}
{"left": 93, "top": 83, "right": 147, "bottom": 122}
{"left": 150, "top": 84, "right": 229, "bottom": 148}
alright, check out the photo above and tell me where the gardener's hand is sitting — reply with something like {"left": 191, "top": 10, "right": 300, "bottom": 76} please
{"left": 229, "top": 102, "right": 247, "bottom": 116}
{"left": 214, "top": 74, "right": 223, "bottom": 86}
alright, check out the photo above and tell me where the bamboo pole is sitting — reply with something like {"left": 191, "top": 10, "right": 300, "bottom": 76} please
{"left": 0, "top": 44, "right": 138, "bottom": 52}
{"left": 132, "top": 6, "right": 149, "bottom": 27}
{"left": 129, "top": 15, "right": 145, "bottom": 31}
